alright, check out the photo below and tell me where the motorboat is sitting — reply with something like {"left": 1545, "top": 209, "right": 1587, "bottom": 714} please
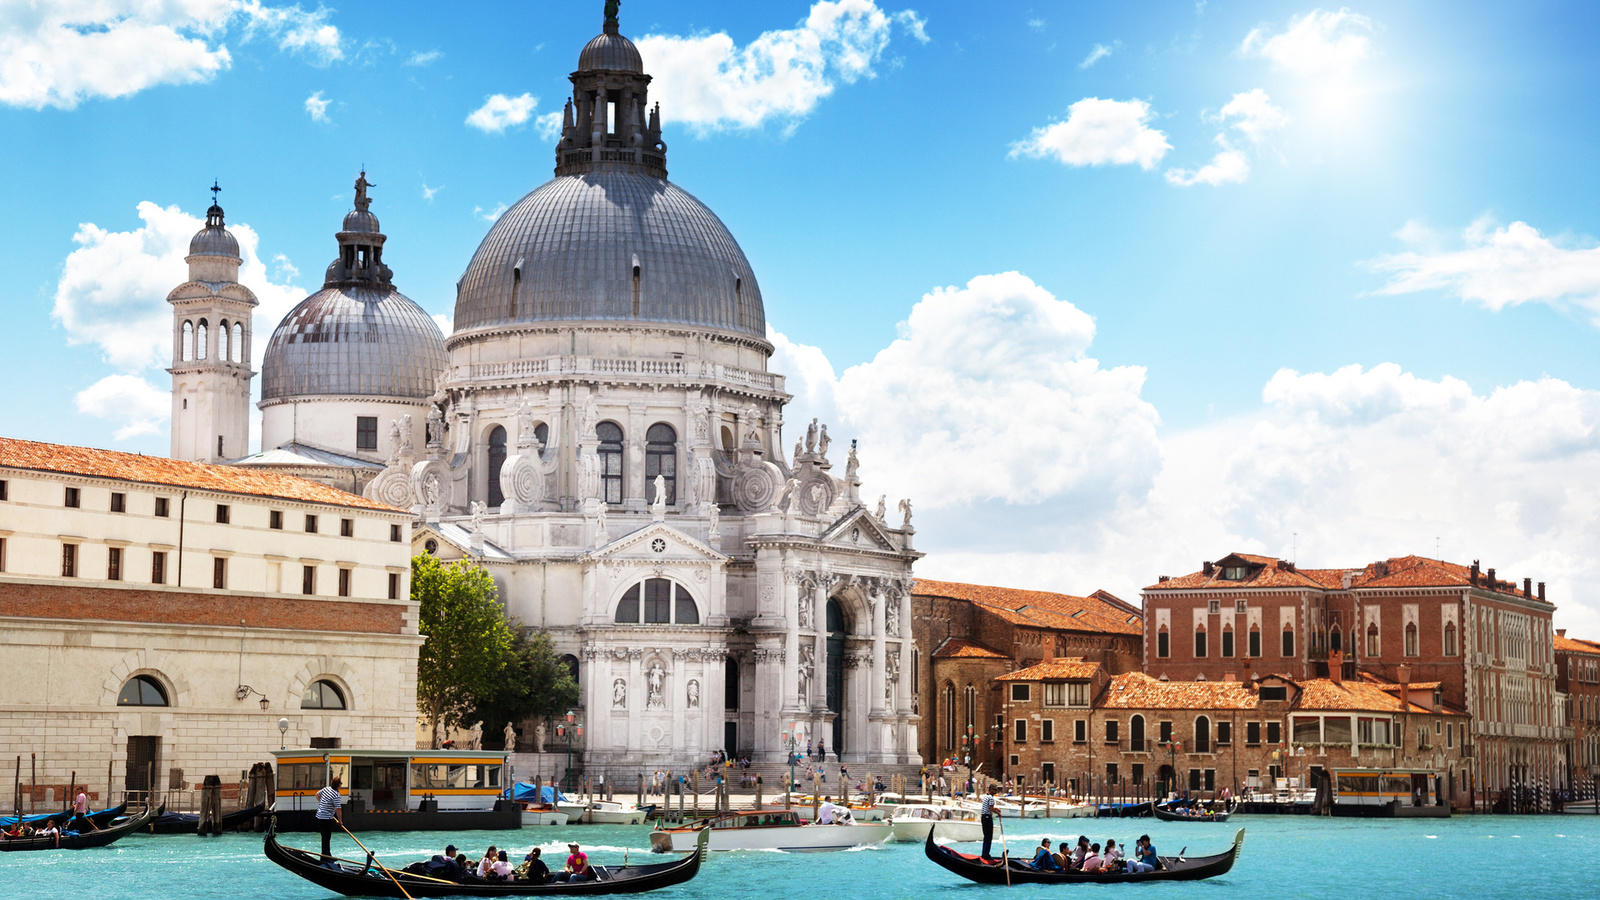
{"left": 583, "top": 799, "right": 654, "bottom": 825}
{"left": 955, "top": 797, "right": 1044, "bottom": 819}
{"left": 519, "top": 803, "right": 569, "bottom": 826}
{"left": 649, "top": 809, "right": 893, "bottom": 852}
{"left": 789, "top": 799, "right": 885, "bottom": 822}
{"left": 886, "top": 804, "right": 984, "bottom": 843}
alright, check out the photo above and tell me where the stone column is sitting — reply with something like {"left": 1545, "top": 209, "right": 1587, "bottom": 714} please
{"left": 625, "top": 400, "right": 646, "bottom": 512}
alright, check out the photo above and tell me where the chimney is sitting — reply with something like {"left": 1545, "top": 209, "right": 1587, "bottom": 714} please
{"left": 1397, "top": 664, "right": 1411, "bottom": 686}
{"left": 1524, "top": 577, "right": 1533, "bottom": 599}
{"left": 1539, "top": 582, "right": 1547, "bottom": 603}
{"left": 1203, "top": 561, "right": 1214, "bottom": 576}
{"left": 1487, "top": 567, "right": 1496, "bottom": 588}
{"left": 1470, "top": 560, "right": 1480, "bottom": 585}
{"left": 1558, "top": 629, "right": 1567, "bottom": 638}
{"left": 1158, "top": 575, "right": 1170, "bottom": 583}
{"left": 1329, "top": 650, "right": 1344, "bottom": 685}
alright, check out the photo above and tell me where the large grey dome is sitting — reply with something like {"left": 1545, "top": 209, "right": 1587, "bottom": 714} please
{"left": 261, "top": 285, "right": 447, "bottom": 401}
{"left": 189, "top": 203, "right": 240, "bottom": 259}
{"left": 453, "top": 171, "right": 766, "bottom": 339}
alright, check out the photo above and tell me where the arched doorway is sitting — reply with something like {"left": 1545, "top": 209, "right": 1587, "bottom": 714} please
{"left": 1156, "top": 765, "right": 1174, "bottom": 798}
{"left": 826, "top": 598, "right": 848, "bottom": 756}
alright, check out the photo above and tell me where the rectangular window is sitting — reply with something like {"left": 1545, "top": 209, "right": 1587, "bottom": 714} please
{"left": 305, "top": 514, "right": 318, "bottom": 533}
{"left": 1042, "top": 762, "right": 1055, "bottom": 785}
{"left": 1260, "top": 685, "right": 1287, "bottom": 702}
{"left": 1157, "top": 630, "right": 1170, "bottom": 658}
{"left": 1010, "top": 684, "right": 1031, "bottom": 702}
{"left": 644, "top": 579, "right": 671, "bottom": 623}
{"left": 340, "top": 518, "right": 353, "bottom": 538}
{"left": 1068, "top": 682, "right": 1090, "bottom": 707}
{"left": 1222, "top": 629, "right": 1235, "bottom": 657}
{"left": 107, "top": 547, "right": 122, "bottom": 581}
{"left": 1189, "top": 769, "right": 1201, "bottom": 791}
{"left": 338, "top": 568, "right": 351, "bottom": 597}
{"left": 1043, "top": 682, "right": 1066, "bottom": 706}
{"left": 1208, "top": 599, "right": 1220, "bottom": 614}
{"left": 1249, "top": 629, "right": 1261, "bottom": 657}
{"left": 61, "top": 543, "right": 77, "bottom": 577}
{"left": 1204, "top": 769, "right": 1216, "bottom": 791}
{"left": 1131, "top": 763, "right": 1144, "bottom": 784}
{"left": 1106, "top": 763, "right": 1119, "bottom": 785}
{"left": 1195, "top": 629, "right": 1207, "bottom": 658}
{"left": 1014, "top": 719, "right": 1027, "bottom": 743}
{"left": 110, "top": 492, "right": 126, "bottom": 513}
{"left": 1041, "top": 719, "right": 1054, "bottom": 742}
{"left": 1074, "top": 719, "right": 1087, "bottom": 743}
{"left": 1246, "top": 721, "right": 1261, "bottom": 745}
{"left": 390, "top": 523, "right": 402, "bottom": 543}
{"left": 1282, "top": 629, "right": 1295, "bottom": 657}
{"left": 0, "top": 479, "right": 7, "bottom": 500}
{"left": 1446, "top": 721, "right": 1454, "bottom": 748}
{"left": 302, "top": 565, "right": 316, "bottom": 595}
{"left": 212, "top": 556, "right": 227, "bottom": 589}
{"left": 388, "top": 572, "right": 400, "bottom": 600}
{"left": 356, "top": 416, "right": 378, "bottom": 450}
{"left": 1105, "top": 719, "right": 1119, "bottom": 744}
{"left": 1159, "top": 721, "right": 1173, "bottom": 743}
{"left": 0, "top": 537, "right": 5, "bottom": 572}
{"left": 155, "top": 497, "right": 169, "bottom": 517}
{"left": 1267, "top": 721, "right": 1282, "bottom": 745}
{"left": 215, "top": 504, "right": 230, "bottom": 524}
{"left": 270, "top": 510, "right": 283, "bottom": 530}
{"left": 151, "top": 551, "right": 166, "bottom": 585}
{"left": 65, "top": 487, "right": 80, "bottom": 508}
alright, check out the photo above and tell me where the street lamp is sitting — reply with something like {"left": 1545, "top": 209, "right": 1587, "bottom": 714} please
{"left": 780, "top": 723, "right": 801, "bottom": 805}
{"left": 556, "top": 709, "right": 583, "bottom": 791}
{"left": 961, "top": 725, "right": 978, "bottom": 796}
{"left": 278, "top": 717, "right": 290, "bottom": 751}
{"left": 236, "top": 685, "right": 270, "bottom": 710}
{"left": 1158, "top": 738, "right": 1182, "bottom": 799}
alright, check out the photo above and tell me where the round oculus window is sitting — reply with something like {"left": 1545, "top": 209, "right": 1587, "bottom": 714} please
{"left": 651, "top": 538, "right": 667, "bottom": 554}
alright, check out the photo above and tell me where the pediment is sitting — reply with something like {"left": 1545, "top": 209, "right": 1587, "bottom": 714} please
{"left": 587, "top": 520, "right": 728, "bottom": 564}
{"left": 820, "top": 507, "right": 899, "bottom": 552}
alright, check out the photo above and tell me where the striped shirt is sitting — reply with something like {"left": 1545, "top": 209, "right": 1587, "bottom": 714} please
{"left": 316, "top": 785, "right": 342, "bottom": 820}
{"left": 979, "top": 794, "right": 996, "bottom": 817}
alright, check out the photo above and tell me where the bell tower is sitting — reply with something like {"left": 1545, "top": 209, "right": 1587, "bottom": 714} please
{"left": 168, "top": 183, "right": 257, "bottom": 463}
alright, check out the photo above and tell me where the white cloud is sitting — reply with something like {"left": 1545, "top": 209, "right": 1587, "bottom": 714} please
{"left": 1079, "top": 42, "right": 1117, "bottom": 69}
{"left": 535, "top": 111, "right": 564, "bottom": 141}
{"left": 474, "top": 203, "right": 508, "bottom": 222}
{"left": 1239, "top": 7, "right": 1373, "bottom": 76}
{"left": 634, "top": 0, "right": 926, "bottom": 133}
{"left": 1216, "top": 87, "right": 1288, "bottom": 143}
{"left": 1010, "top": 98, "right": 1171, "bottom": 170}
{"left": 1028, "top": 18, "right": 1046, "bottom": 33}
{"left": 51, "top": 200, "right": 306, "bottom": 377}
{"left": 432, "top": 312, "right": 453, "bottom": 336}
{"left": 405, "top": 49, "right": 442, "bottom": 66}
{"left": 304, "top": 90, "right": 330, "bottom": 121}
{"left": 1164, "top": 89, "right": 1285, "bottom": 187}
{"left": 1164, "top": 143, "right": 1250, "bottom": 187}
{"left": 1369, "top": 217, "right": 1600, "bottom": 321}
{"left": 421, "top": 182, "right": 443, "bottom": 202}
{"left": 466, "top": 93, "right": 538, "bottom": 133}
{"left": 0, "top": 1, "right": 349, "bottom": 109}
{"left": 75, "top": 374, "right": 171, "bottom": 441}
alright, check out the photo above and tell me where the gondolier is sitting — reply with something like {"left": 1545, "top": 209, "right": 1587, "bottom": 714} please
{"left": 316, "top": 776, "right": 343, "bottom": 860}
{"left": 979, "top": 790, "right": 997, "bottom": 859}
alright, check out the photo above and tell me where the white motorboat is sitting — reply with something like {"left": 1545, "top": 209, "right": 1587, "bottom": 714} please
{"left": 649, "top": 809, "right": 893, "bottom": 852}
{"left": 519, "top": 803, "right": 569, "bottom": 826}
{"left": 886, "top": 804, "right": 984, "bottom": 842}
{"left": 556, "top": 800, "right": 588, "bottom": 824}
{"left": 790, "top": 799, "right": 886, "bottom": 822}
{"left": 956, "top": 797, "right": 1044, "bottom": 819}
{"left": 584, "top": 799, "right": 652, "bottom": 825}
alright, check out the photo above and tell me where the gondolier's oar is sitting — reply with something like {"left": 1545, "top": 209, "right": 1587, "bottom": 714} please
{"left": 996, "top": 812, "right": 1011, "bottom": 887}
{"left": 338, "top": 822, "right": 415, "bottom": 900}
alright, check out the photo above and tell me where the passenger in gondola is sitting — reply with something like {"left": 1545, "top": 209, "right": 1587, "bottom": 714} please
{"left": 553, "top": 842, "right": 595, "bottom": 882}
{"left": 1080, "top": 843, "right": 1104, "bottom": 873}
{"left": 1124, "top": 835, "right": 1156, "bottom": 874}
{"left": 476, "top": 845, "right": 500, "bottom": 879}
{"left": 36, "top": 820, "right": 61, "bottom": 847}
{"left": 1070, "top": 835, "right": 1090, "bottom": 868}
{"left": 487, "top": 850, "right": 514, "bottom": 880}
{"left": 1102, "top": 839, "right": 1124, "bottom": 872}
{"left": 516, "top": 846, "right": 551, "bottom": 883}
{"left": 1029, "top": 838, "right": 1063, "bottom": 872}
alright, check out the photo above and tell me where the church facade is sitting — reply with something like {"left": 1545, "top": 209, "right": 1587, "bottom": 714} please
{"left": 167, "top": 9, "right": 922, "bottom": 770}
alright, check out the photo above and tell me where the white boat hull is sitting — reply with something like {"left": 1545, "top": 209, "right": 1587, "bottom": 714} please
{"left": 556, "top": 801, "right": 587, "bottom": 824}
{"left": 585, "top": 802, "right": 649, "bottom": 825}
{"left": 650, "top": 822, "right": 893, "bottom": 852}
{"left": 792, "top": 803, "right": 885, "bottom": 822}
{"left": 889, "top": 819, "right": 985, "bottom": 842}
{"left": 520, "top": 808, "right": 569, "bottom": 826}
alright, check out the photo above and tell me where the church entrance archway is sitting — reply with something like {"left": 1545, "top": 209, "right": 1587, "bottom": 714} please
{"left": 827, "top": 598, "right": 848, "bottom": 756}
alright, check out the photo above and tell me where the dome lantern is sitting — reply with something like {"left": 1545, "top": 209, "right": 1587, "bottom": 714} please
{"left": 187, "top": 180, "right": 241, "bottom": 263}
{"left": 556, "top": 2, "right": 666, "bottom": 179}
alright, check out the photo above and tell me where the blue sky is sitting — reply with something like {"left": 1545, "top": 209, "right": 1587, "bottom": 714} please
{"left": 6, "top": 1, "right": 1600, "bottom": 627}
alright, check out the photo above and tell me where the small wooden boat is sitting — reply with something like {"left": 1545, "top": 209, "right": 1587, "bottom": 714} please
{"left": 924, "top": 827, "right": 1245, "bottom": 884}
{"left": 886, "top": 804, "right": 983, "bottom": 842}
{"left": 148, "top": 803, "right": 266, "bottom": 834}
{"left": 649, "top": 809, "right": 892, "bottom": 852}
{"left": 583, "top": 800, "right": 655, "bottom": 826}
{"left": 2, "top": 802, "right": 127, "bottom": 830}
{"left": 1150, "top": 800, "right": 1236, "bottom": 822}
{"left": 0, "top": 804, "right": 156, "bottom": 852}
{"left": 519, "top": 803, "right": 569, "bottom": 826}
{"left": 263, "top": 818, "right": 708, "bottom": 897}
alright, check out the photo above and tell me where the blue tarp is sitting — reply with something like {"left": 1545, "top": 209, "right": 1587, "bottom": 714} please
{"left": 511, "top": 782, "right": 571, "bottom": 804}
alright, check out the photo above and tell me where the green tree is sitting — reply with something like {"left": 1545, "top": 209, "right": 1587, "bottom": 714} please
{"left": 413, "top": 554, "right": 514, "bottom": 748}
{"left": 470, "top": 629, "right": 581, "bottom": 750}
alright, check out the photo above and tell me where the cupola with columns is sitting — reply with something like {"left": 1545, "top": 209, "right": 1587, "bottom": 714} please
{"left": 556, "top": 3, "right": 667, "bottom": 179}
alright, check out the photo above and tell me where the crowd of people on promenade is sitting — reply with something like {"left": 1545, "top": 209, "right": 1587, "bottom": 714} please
{"left": 402, "top": 841, "right": 599, "bottom": 884}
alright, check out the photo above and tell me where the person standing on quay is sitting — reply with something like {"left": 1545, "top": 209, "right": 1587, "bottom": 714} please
{"left": 316, "top": 775, "right": 344, "bottom": 860}
{"left": 979, "top": 789, "right": 997, "bottom": 859}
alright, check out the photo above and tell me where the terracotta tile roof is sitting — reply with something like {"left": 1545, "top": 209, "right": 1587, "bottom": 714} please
{"left": 932, "top": 638, "right": 1009, "bottom": 660}
{"left": 1146, "top": 552, "right": 1547, "bottom": 603}
{"left": 914, "top": 578, "right": 1142, "bottom": 635}
{"left": 1097, "top": 672, "right": 1260, "bottom": 711}
{"left": 1295, "top": 678, "right": 1464, "bottom": 716}
{"left": 1143, "top": 552, "right": 1329, "bottom": 591}
{"left": 994, "top": 658, "right": 1102, "bottom": 681}
{"left": 1555, "top": 635, "right": 1600, "bottom": 656}
{"left": 0, "top": 436, "right": 403, "bottom": 512}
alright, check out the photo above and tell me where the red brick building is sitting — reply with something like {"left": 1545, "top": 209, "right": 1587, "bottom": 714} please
{"left": 1142, "top": 552, "right": 1565, "bottom": 807}
{"left": 1555, "top": 632, "right": 1600, "bottom": 793}
{"left": 912, "top": 579, "right": 1143, "bottom": 773}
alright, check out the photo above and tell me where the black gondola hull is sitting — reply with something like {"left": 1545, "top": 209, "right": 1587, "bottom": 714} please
{"left": 0, "top": 805, "right": 156, "bottom": 852}
{"left": 1150, "top": 800, "right": 1236, "bottom": 822}
{"left": 263, "top": 819, "right": 707, "bottom": 897}
{"left": 922, "top": 828, "right": 1244, "bottom": 884}
{"left": 149, "top": 803, "right": 267, "bottom": 834}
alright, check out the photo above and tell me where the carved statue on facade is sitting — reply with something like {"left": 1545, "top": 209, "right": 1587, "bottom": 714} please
{"left": 535, "top": 720, "right": 546, "bottom": 752}
{"left": 707, "top": 503, "right": 720, "bottom": 543}
{"left": 798, "top": 641, "right": 814, "bottom": 705}
{"left": 777, "top": 477, "right": 801, "bottom": 513}
{"left": 797, "top": 580, "right": 813, "bottom": 630}
{"left": 651, "top": 474, "right": 667, "bottom": 517}
{"left": 580, "top": 395, "right": 598, "bottom": 440}
{"left": 886, "top": 598, "right": 901, "bottom": 637}
{"left": 646, "top": 662, "right": 666, "bottom": 708}
{"left": 518, "top": 399, "right": 537, "bottom": 448}
{"left": 875, "top": 494, "right": 886, "bottom": 520}
{"left": 805, "top": 419, "right": 818, "bottom": 454}
{"left": 388, "top": 419, "right": 402, "bottom": 465}
{"left": 684, "top": 448, "right": 700, "bottom": 509}
{"left": 503, "top": 721, "right": 517, "bottom": 752}
{"left": 817, "top": 424, "right": 830, "bottom": 459}
{"left": 399, "top": 414, "right": 414, "bottom": 458}
{"left": 469, "top": 500, "right": 486, "bottom": 533}
{"left": 594, "top": 502, "right": 607, "bottom": 544}
{"left": 687, "top": 679, "right": 700, "bottom": 709}
{"left": 426, "top": 404, "right": 445, "bottom": 450}
{"left": 898, "top": 497, "right": 913, "bottom": 529}
{"left": 421, "top": 471, "right": 442, "bottom": 506}
{"left": 613, "top": 678, "right": 627, "bottom": 708}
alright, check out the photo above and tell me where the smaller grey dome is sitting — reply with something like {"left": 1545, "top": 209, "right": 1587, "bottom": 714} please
{"left": 343, "top": 208, "right": 381, "bottom": 234}
{"left": 261, "top": 285, "right": 447, "bottom": 402}
{"left": 189, "top": 204, "right": 240, "bottom": 259}
{"left": 579, "top": 32, "right": 642, "bottom": 72}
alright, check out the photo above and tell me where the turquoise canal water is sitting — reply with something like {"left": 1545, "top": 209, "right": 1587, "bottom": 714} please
{"left": 4, "top": 815, "right": 1598, "bottom": 900}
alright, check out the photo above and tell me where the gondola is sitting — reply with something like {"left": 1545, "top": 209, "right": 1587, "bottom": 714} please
{"left": 0, "top": 803, "right": 156, "bottom": 852}
{"left": 149, "top": 803, "right": 266, "bottom": 835}
{"left": 2, "top": 802, "right": 128, "bottom": 830}
{"left": 923, "top": 828, "right": 1244, "bottom": 885}
{"left": 263, "top": 817, "right": 709, "bottom": 897}
{"left": 1150, "top": 799, "right": 1236, "bottom": 822}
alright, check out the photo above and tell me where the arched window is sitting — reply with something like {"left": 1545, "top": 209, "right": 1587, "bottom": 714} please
{"left": 1194, "top": 624, "right": 1207, "bottom": 658}
{"left": 1157, "top": 625, "right": 1170, "bottom": 658}
{"left": 963, "top": 684, "right": 976, "bottom": 738}
{"left": 1330, "top": 625, "right": 1342, "bottom": 654}
{"left": 1405, "top": 622, "right": 1419, "bottom": 657}
{"left": 117, "top": 675, "right": 168, "bottom": 707}
{"left": 1248, "top": 624, "right": 1261, "bottom": 657}
{"left": 1221, "top": 623, "right": 1235, "bottom": 658}
{"left": 1195, "top": 715, "right": 1211, "bottom": 753}
{"left": 511, "top": 267, "right": 522, "bottom": 318}
{"left": 1443, "top": 621, "right": 1458, "bottom": 657}
{"left": 597, "top": 422, "right": 624, "bottom": 504}
{"left": 182, "top": 320, "right": 194, "bottom": 361}
{"left": 196, "top": 319, "right": 208, "bottom": 360}
{"left": 1367, "top": 622, "right": 1381, "bottom": 657}
{"left": 218, "top": 319, "right": 229, "bottom": 362}
{"left": 301, "top": 680, "right": 346, "bottom": 709}
{"left": 231, "top": 322, "right": 243, "bottom": 363}
{"left": 943, "top": 683, "right": 957, "bottom": 749}
{"left": 645, "top": 423, "right": 677, "bottom": 505}
{"left": 534, "top": 422, "right": 549, "bottom": 448}
{"left": 1130, "top": 714, "right": 1146, "bottom": 752}
{"left": 616, "top": 579, "right": 698, "bottom": 625}
{"left": 1282, "top": 625, "right": 1295, "bottom": 657}
{"left": 487, "top": 425, "right": 508, "bottom": 508}
{"left": 559, "top": 654, "right": 579, "bottom": 687}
